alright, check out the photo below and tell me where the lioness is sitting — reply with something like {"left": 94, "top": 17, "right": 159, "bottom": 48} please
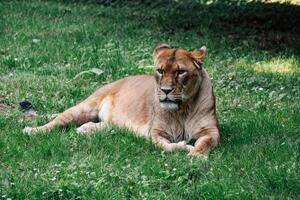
{"left": 23, "top": 44, "right": 220, "bottom": 158}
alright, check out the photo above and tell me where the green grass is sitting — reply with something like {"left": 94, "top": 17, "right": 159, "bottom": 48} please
{"left": 1, "top": 0, "right": 300, "bottom": 199}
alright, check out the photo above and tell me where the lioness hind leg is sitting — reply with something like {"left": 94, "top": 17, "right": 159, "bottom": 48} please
{"left": 76, "top": 122, "right": 109, "bottom": 134}
{"left": 23, "top": 114, "right": 69, "bottom": 135}
{"left": 23, "top": 102, "right": 99, "bottom": 135}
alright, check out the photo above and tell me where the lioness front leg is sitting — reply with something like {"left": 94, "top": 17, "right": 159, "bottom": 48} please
{"left": 188, "top": 127, "right": 219, "bottom": 159}
{"left": 151, "top": 129, "right": 190, "bottom": 152}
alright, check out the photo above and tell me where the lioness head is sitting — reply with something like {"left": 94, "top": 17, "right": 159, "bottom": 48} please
{"left": 153, "top": 44, "right": 207, "bottom": 111}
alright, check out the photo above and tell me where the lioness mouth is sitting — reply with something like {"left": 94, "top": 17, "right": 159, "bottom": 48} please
{"left": 160, "top": 99, "right": 175, "bottom": 103}
{"left": 160, "top": 98, "right": 182, "bottom": 104}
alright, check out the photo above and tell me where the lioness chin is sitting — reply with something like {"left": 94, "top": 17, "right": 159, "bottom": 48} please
{"left": 23, "top": 44, "right": 220, "bottom": 158}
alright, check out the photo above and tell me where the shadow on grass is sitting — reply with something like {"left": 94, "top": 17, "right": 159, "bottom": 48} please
{"left": 50, "top": 0, "right": 300, "bottom": 54}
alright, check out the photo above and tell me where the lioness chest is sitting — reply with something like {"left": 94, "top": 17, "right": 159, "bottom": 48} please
{"left": 94, "top": 75, "right": 200, "bottom": 142}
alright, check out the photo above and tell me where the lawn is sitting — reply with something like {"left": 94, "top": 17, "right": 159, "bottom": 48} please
{"left": 0, "top": 0, "right": 299, "bottom": 199}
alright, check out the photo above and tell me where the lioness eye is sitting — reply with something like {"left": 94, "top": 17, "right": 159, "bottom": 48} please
{"left": 156, "top": 69, "right": 163, "bottom": 75}
{"left": 177, "top": 70, "right": 187, "bottom": 75}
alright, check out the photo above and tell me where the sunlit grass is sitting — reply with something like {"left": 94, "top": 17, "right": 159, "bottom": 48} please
{"left": 254, "top": 57, "right": 297, "bottom": 74}
{"left": 262, "top": 0, "right": 300, "bottom": 5}
{"left": 232, "top": 55, "right": 299, "bottom": 74}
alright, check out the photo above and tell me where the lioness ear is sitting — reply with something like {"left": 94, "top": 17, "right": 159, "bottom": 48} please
{"left": 191, "top": 46, "right": 207, "bottom": 69}
{"left": 153, "top": 43, "right": 171, "bottom": 61}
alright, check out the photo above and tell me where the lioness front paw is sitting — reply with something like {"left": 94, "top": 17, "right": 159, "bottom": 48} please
{"left": 76, "top": 122, "right": 96, "bottom": 134}
{"left": 186, "top": 144, "right": 194, "bottom": 152}
{"left": 176, "top": 141, "right": 187, "bottom": 149}
{"left": 175, "top": 142, "right": 194, "bottom": 152}
{"left": 23, "top": 127, "right": 38, "bottom": 135}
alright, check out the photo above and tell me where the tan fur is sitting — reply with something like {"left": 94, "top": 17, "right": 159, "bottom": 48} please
{"left": 23, "top": 44, "right": 220, "bottom": 158}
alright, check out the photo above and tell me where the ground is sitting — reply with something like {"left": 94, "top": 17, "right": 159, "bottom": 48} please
{"left": 0, "top": 0, "right": 299, "bottom": 199}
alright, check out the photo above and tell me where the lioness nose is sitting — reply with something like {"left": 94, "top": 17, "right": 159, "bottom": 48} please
{"left": 161, "top": 88, "right": 173, "bottom": 95}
